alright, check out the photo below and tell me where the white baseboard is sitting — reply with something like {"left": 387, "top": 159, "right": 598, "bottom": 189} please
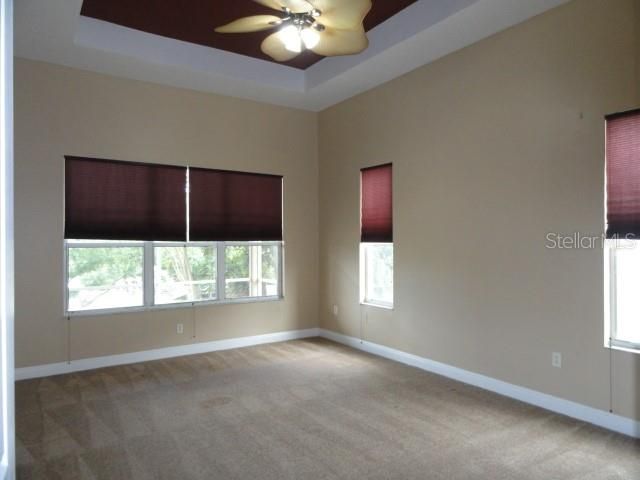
{"left": 14, "top": 326, "right": 640, "bottom": 439}
{"left": 318, "top": 328, "right": 640, "bottom": 439}
{"left": 15, "top": 328, "right": 320, "bottom": 381}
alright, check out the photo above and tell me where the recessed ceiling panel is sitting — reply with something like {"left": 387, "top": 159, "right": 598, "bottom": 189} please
{"left": 80, "top": 0, "right": 419, "bottom": 70}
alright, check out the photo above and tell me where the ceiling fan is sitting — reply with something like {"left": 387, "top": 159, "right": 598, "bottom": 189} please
{"left": 215, "top": 0, "right": 372, "bottom": 62}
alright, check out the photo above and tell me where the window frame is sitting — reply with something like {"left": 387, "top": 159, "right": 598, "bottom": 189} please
{"left": 605, "top": 240, "right": 640, "bottom": 353}
{"left": 359, "top": 242, "right": 394, "bottom": 310}
{"left": 64, "top": 240, "right": 284, "bottom": 317}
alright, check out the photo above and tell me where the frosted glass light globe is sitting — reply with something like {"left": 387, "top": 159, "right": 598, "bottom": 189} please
{"left": 280, "top": 25, "right": 302, "bottom": 53}
{"left": 301, "top": 27, "right": 320, "bottom": 49}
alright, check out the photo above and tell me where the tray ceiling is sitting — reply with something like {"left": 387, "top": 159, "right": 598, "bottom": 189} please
{"left": 80, "top": 0, "right": 419, "bottom": 70}
{"left": 15, "top": 0, "right": 571, "bottom": 111}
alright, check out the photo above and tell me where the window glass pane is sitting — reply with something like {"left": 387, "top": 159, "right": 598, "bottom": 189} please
{"left": 613, "top": 244, "right": 640, "bottom": 344}
{"left": 67, "top": 247, "right": 144, "bottom": 311}
{"left": 225, "top": 245, "right": 250, "bottom": 299}
{"left": 261, "top": 245, "right": 279, "bottom": 297}
{"left": 154, "top": 246, "right": 217, "bottom": 305}
{"left": 364, "top": 244, "right": 393, "bottom": 306}
{"left": 225, "top": 244, "right": 279, "bottom": 299}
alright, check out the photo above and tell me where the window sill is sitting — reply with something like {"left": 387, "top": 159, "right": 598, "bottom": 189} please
{"left": 66, "top": 296, "right": 284, "bottom": 318}
{"left": 360, "top": 302, "right": 394, "bottom": 311}
{"left": 605, "top": 342, "right": 640, "bottom": 355}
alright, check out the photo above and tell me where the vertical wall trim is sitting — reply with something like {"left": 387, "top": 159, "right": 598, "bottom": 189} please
{"left": 0, "top": 0, "right": 15, "bottom": 477}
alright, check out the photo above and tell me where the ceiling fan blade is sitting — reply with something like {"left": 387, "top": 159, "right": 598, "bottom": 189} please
{"left": 280, "top": 0, "right": 314, "bottom": 13}
{"left": 311, "top": 26, "right": 368, "bottom": 57}
{"left": 252, "top": 0, "right": 310, "bottom": 13}
{"left": 215, "top": 15, "right": 282, "bottom": 33}
{"left": 251, "top": 0, "right": 287, "bottom": 11}
{"left": 261, "top": 31, "right": 301, "bottom": 62}
{"left": 309, "top": 0, "right": 372, "bottom": 30}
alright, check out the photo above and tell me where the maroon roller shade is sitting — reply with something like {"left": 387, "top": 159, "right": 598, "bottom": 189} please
{"left": 189, "top": 168, "right": 283, "bottom": 241}
{"left": 65, "top": 156, "right": 187, "bottom": 241}
{"left": 361, "top": 163, "right": 393, "bottom": 243}
{"left": 606, "top": 109, "right": 640, "bottom": 239}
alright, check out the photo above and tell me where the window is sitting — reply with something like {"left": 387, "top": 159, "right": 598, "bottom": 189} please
{"left": 64, "top": 157, "right": 284, "bottom": 314}
{"left": 65, "top": 241, "right": 282, "bottom": 314}
{"left": 154, "top": 244, "right": 217, "bottom": 305}
{"left": 605, "top": 109, "right": 640, "bottom": 351}
{"left": 224, "top": 244, "right": 279, "bottom": 299}
{"left": 360, "top": 164, "right": 393, "bottom": 308}
{"left": 361, "top": 243, "right": 393, "bottom": 307}
{"left": 67, "top": 242, "right": 144, "bottom": 312}
{"left": 607, "top": 243, "right": 640, "bottom": 348}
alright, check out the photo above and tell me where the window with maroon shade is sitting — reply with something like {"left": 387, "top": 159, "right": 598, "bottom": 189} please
{"left": 360, "top": 163, "right": 393, "bottom": 308}
{"left": 64, "top": 157, "right": 283, "bottom": 315}
{"left": 189, "top": 168, "right": 283, "bottom": 242}
{"left": 606, "top": 110, "right": 640, "bottom": 239}
{"left": 361, "top": 163, "right": 393, "bottom": 243}
{"left": 605, "top": 108, "right": 640, "bottom": 352}
{"left": 65, "top": 156, "right": 187, "bottom": 241}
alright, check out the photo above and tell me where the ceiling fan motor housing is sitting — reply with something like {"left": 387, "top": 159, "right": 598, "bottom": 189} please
{"left": 274, "top": 8, "right": 326, "bottom": 32}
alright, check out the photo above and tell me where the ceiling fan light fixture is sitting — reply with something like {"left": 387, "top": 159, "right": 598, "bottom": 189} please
{"left": 300, "top": 27, "right": 320, "bottom": 49}
{"left": 215, "top": 0, "right": 372, "bottom": 62}
{"left": 280, "top": 25, "right": 302, "bottom": 53}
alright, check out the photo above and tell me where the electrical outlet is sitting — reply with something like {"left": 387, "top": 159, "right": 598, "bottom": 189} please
{"left": 552, "top": 352, "right": 562, "bottom": 368}
{"left": 333, "top": 305, "right": 339, "bottom": 316}
{"left": 177, "top": 323, "right": 184, "bottom": 335}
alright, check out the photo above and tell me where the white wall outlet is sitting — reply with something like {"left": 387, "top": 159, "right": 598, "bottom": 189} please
{"left": 177, "top": 323, "right": 184, "bottom": 334}
{"left": 332, "top": 305, "right": 339, "bottom": 316}
{"left": 552, "top": 352, "right": 562, "bottom": 368}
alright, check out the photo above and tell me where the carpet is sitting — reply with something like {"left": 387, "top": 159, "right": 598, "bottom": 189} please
{"left": 15, "top": 338, "right": 640, "bottom": 479}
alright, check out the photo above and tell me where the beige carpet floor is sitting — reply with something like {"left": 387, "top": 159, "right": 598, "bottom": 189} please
{"left": 15, "top": 338, "right": 640, "bottom": 479}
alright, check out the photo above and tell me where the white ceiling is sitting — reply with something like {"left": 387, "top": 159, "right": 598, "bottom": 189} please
{"left": 15, "top": 0, "right": 569, "bottom": 111}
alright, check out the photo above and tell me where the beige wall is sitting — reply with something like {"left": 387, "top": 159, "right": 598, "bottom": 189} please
{"left": 319, "top": 0, "right": 640, "bottom": 421}
{"left": 14, "top": 59, "right": 318, "bottom": 367}
{"left": 14, "top": 0, "right": 640, "bottom": 423}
